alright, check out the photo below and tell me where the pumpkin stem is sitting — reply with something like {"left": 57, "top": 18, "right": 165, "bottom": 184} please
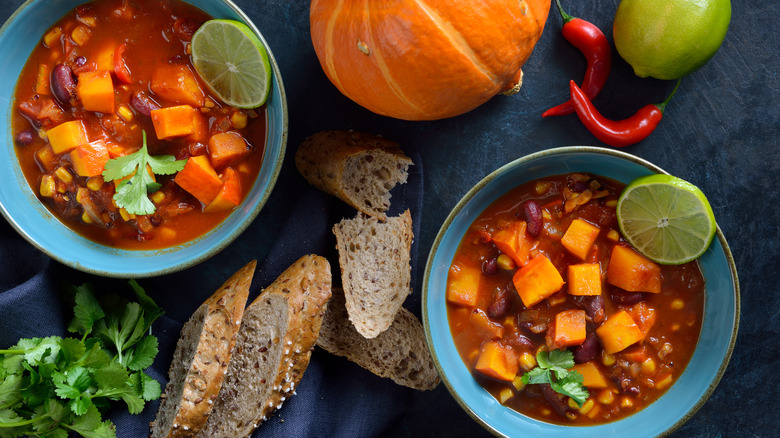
{"left": 500, "top": 69, "right": 524, "bottom": 96}
{"left": 555, "top": 0, "right": 574, "bottom": 23}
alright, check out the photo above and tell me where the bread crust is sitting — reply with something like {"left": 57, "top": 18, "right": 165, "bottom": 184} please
{"left": 295, "top": 130, "right": 412, "bottom": 220}
{"left": 152, "top": 260, "right": 256, "bottom": 438}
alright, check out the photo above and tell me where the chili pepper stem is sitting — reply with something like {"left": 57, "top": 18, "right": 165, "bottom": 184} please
{"left": 656, "top": 79, "right": 682, "bottom": 113}
{"left": 555, "top": 0, "right": 574, "bottom": 23}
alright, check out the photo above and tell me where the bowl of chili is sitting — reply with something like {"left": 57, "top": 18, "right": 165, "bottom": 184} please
{"left": 0, "top": 0, "right": 287, "bottom": 277}
{"left": 422, "top": 146, "right": 739, "bottom": 437}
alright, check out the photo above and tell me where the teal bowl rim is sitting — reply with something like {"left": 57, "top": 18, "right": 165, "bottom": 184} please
{"left": 422, "top": 146, "right": 740, "bottom": 437}
{"left": 0, "top": 0, "right": 288, "bottom": 278}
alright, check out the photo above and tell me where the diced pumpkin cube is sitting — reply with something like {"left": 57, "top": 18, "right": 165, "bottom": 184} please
{"left": 204, "top": 167, "right": 242, "bottom": 212}
{"left": 76, "top": 70, "right": 114, "bottom": 113}
{"left": 568, "top": 263, "right": 602, "bottom": 296}
{"left": 474, "top": 341, "right": 519, "bottom": 382}
{"left": 47, "top": 120, "right": 89, "bottom": 154}
{"left": 628, "top": 302, "right": 657, "bottom": 340}
{"left": 492, "top": 221, "right": 536, "bottom": 267}
{"left": 70, "top": 141, "right": 109, "bottom": 177}
{"left": 606, "top": 245, "right": 661, "bottom": 293}
{"left": 596, "top": 310, "right": 643, "bottom": 354}
{"left": 561, "top": 219, "right": 600, "bottom": 260}
{"left": 187, "top": 111, "right": 209, "bottom": 142}
{"left": 447, "top": 262, "right": 482, "bottom": 307}
{"left": 174, "top": 155, "right": 222, "bottom": 205}
{"left": 35, "top": 63, "right": 51, "bottom": 95}
{"left": 151, "top": 105, "right": 197, "bottom": 139}
{"left": 469, "top": 308, "right": 504, "bottom": 340}
{"left": 512, "top": 254, "right": 565, "bottom": 307}
{"left": 35, "top": 145, "right": 57, "bottom": 171}
{"left": 546, "top": 309, "right": 587, "bottom": 350}
{"left": 150, "top": 64, "right": 205, "bottom": 107}
{"left": 106, "top": 142, "right": 139, "bottom": 159}
{"left": 620, "top": 344, "right": 648, "bottom": 363}
{"left": 95, "top": 42, "right": 116, "bottom": 72}
{"left": 71, "top": 25, "right": 92, "bottom": 46}
{"left": 571, "top": 362, "right": 608, "bottom": 389}
{"left": 208, "top": 131, "right": 251, "bottom": 169}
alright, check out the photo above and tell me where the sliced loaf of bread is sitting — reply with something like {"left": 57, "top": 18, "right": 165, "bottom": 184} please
{"left": 317, "top": 287, "right": 439, "bottom": 390}
{"left": 295, "top": 130, "right": 413, "bottom": 220}
{"left": 333, "top": 210, "right": 413, "bottom": 338}
{"left": 198, "top": 255, "right": 332, "bottom": 438}
{"left": 151, "top": 260, "right": 256, "bottom": 438}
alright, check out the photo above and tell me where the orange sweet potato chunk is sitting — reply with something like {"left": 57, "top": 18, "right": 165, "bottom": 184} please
{"left": 447, "top": 262, "right": 482, "bottom": 307}
{"left": 474, "top": 341, "right": 519, "bottom": 382}
{"left": 174, "top": 155, "right": 222, "bottom": 205}
{"left": 47, "top": 120, "right": 89, "bottom": 154}
{"left": 568, "top": 263, "right": 602, "bottom": 296}
{"left": 571, "top": 362, "right": 608, "bottom": 389}
{"left": 492, "top": 221, "right": 536, "bottom": 267}
{"left": 561, "top": 219, "right": 600, "bottom": 260}
{"left": 596, "top": 310, "right": 643, "bottom": 354}
{"left": 546, "top": 309, "right": 587, "bottom": 350}
{"left": 150, "top": 64, "right": 205, "bottom": 107}
{"left": 470, "top": 308, "right": 504, "bottom": 340}
{"left": 512, "top": 254, "right": 565, "bottom": 307}
{"left": 606, "top": 245, "right": 662, "bottom": 293}
{"left": 204, "top": 167, "right": 242, "bottom": 212}
{"left": 70, "top": 141, "right": 109, "bottom": 177}
{"left": 628, "top": 302, "right": 657, "bottom": 340}
{"left": 76, "top": 70, "right": 114, "bottom": 114}
{"left": 208, "top": 131, "right": 251, "bottom": 170}
{"left": 151, "top": 105, "right": 198, "bottom": 139}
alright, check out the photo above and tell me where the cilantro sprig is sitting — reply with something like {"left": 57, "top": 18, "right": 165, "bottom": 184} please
{"left": 102, "top": 131, "right": 186, "bottom": 215}
{"left": 521, "top": 349, "right": 589, "bottom": 407}
{"left": 0, "top": 281, "right": 163, "bottom": 438}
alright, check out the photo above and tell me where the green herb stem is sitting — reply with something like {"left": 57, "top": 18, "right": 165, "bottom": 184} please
{"left": 0, "top": 349, "right": 26, "bottom": 355}
{"left": 0, "top": 415, "right": 50, "bottom": 428}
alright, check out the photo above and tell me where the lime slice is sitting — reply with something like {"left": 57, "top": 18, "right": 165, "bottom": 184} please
{"left": 191, "top": 19, "right": 271, "bottom": 109}
{"left": 617, "top": 174, "right": 716, "bottom": 265}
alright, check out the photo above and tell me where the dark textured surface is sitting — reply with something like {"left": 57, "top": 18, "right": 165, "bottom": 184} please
{"left": 1, "top": 0, "right": 778, "bottom": 437}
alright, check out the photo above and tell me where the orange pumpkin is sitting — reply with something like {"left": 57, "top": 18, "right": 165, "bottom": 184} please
{"left": 310, "top": 0, "right": 551, "bottom": 121}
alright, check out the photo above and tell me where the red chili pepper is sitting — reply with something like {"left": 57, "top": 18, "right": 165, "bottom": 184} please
{"left": 569, "top": 79, "right": 680, "bottom": 148}
{"left": 543, "top": 0, "right": 611, "bottom": 118}
{"left": 114, "top": 43, "right": 133, "bottom": 84}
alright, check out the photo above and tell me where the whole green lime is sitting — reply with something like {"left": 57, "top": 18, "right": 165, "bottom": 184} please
{"left": 613, "top": 0, "right": 731, "bottom": 80}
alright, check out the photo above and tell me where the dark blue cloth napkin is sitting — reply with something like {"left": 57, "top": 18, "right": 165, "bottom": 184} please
{"left": 0, "top": 148, "right": 432, "bottom": 438}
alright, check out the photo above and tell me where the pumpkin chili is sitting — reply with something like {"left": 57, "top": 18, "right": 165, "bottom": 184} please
{"left": 569, "top": 80, "right": 680, "bottom": 148}
{"left": 543, "top": 0, "right": 611, "bottom": 118}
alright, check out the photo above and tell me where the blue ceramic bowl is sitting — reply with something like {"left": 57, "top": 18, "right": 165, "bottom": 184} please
{"left": 0, "top": 0, "right": 287, "bottom": 278}
{"left": 423, "top": 146, "right": 739, "bottom": 437}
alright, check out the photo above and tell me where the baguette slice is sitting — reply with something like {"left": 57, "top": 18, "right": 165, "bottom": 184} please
{"left": 198, "top": 255, "right": 332, "bottom": 438}
{"left": 317, "top": 288, "right": 439, "bottom": 391}
{"left": 333, "top": 210, "right": 413, "bottom": 339}
{"left": 151, "top": 260, "right": 256, "bottom": 438}
{"left": 295, "top": 130, "right": 413, "bottom": 220}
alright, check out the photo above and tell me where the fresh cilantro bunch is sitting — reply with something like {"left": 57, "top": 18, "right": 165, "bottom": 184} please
{"left": 102, "top": 130, "right": 186, "bottom": 216}
{"left": 0, "top": 281, "right": 163, "bottom": 438}
{"left": 521, "top": 349, "right": 589, "bottom": 407}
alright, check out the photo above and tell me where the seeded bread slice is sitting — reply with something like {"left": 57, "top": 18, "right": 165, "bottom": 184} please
{"left": 333, "top": 210, "right": 413, "bottom": 339}
{"left": 198, "top": 255, "right": 332, "bottom": 438}
{"left": 295, "top": 130, "right": 413, "bottom": 220}
{"left": 151, "top": 260, "right": 256, "bottom": 438}
{"left": 317, "top": 287, "right": 439, "bottom": 390}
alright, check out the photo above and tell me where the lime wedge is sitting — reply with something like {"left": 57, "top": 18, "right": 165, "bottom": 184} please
{"left": 191, "top": 19, "right": 271, "bottom": 109}
{"left": 617, "top": 174, "right": 716, "bottom": 265}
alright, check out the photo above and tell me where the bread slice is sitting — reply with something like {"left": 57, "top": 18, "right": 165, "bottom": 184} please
{"left": 333, "top": 210, "right": 413, "bottom": 339}
{"left": 317, "top": 287, "right": 439, "bottom": 391}
{"left": 295, "top": 130, "right": 413, "bottom": 220}
{"left": 151, "top": 260, "right": 256, "bottom": 438}
{"left": 198, "top": 255, "right": 332, "bottom": 438}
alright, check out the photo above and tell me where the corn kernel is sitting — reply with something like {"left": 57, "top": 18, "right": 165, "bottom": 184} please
{"left": 101, "top": 212, "right": 111, "bottom": 224}
{"left": 602, "top": 351, "right": 616, "bottom": 366}
{"left": 535, "top": 181, "right": 551, "bottom": 195}
{"left": 81, "top": 211, "right": 93, "bottom": 224}
{"left": 497, "top": 254, "right": 516, "bottom": 270}
{"left": 71, "top": 25, "right": 91, "bottom": 46}
{"left": 578, "top": 399, "right": 595, "bottom": 415}
{"left": 597, "top": 389, "right": 615, "bottom": 405}
{"left": 542, "top": 210, "right": 552, "bottom": 220}
{"left": 499, "top": 387, "right": 514, "bottom": 404}
{"left": 641, "top": 358, "right": 657, "bottom": 375}
{"left": 44, "top": 27, "right": 63, "bottom": 47}
{"left": 605, "top": 199, "right": 618, "bottom": 208}
{"left": 55, "top": 167, "right": 72, "bottom": 183}
{"left": 512, "top": 375, "right": 525, "bottom": 391}
{"left": 607, "top": 229, "right": 620, "bottom": 241}
{"left": 40, "top": 175, "right": 55, "bottom": 197}
{"left": 231, "top": 111, "right": 248, "bottom": 129}
{"left": 151, "top": 191, "right": 166, "bottom": 204}
{"left": 655, "top": 374, "right": 674, "bottom": 390}
{"left": 565, "top": 412, "right": 577, "bottom": 421}
{"left": 157, "top": 227, "right": 176, "bottom": 241}
{"left": 519, "top": 351, "right": 537, "bottom": 372}
{"left": 204, "top": 97, "right": 216, "bottom": 108}
{"left": 186, "top": 43, "right": 192, "bottom": 55}
{"left": 547, "top": 292, "right": 566, "bottom": 306}
{"left": 671, "top": 323, "right": 681, "bottom": 332}
{"left": 79, "top": 16, "right": 97, "bottom": 27}
{"left": 540, "top": 407, "right": 552, "bottom": 417}
{"left": 117, "top": 104, "right": 134, "bottom": 122}
{"left": 38, "top": 129, "right": 48, "bottom": 140}
{"left": 671, "top": 299, "right": 684, "bottom": 310}
{"left": 200, "top": 107, "right": 211, "bottom": 113}
{"left": 76, "top": 187, "right": 89, "bottom": 204}
{"left": 568, "top": 398, "right": 580, "bottom": 410}
{"left": 57, "top": 184, "right": 67, "bottom": 194}
{"left": 468, "top": 350, "right": 478, "bottom": 365}
{"left": 119, "top": 208, "right": 136, "bottom": 222}
{"left": 620, "top": 397, "right": 634, "bottom": 408}
{"left": 86, "top": 176, "right": 104, "bottom": 191}
{"left": 586, "top": 404, "right": 601, "bottom": 419}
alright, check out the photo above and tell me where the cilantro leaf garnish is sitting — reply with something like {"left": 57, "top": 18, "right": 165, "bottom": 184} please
{"left": 102, "top": 130, "right": 186, "bottom": 215}
{"left": 521, "top": 349, "right": 589, "bottom": 407}
{"left": 0, "top": 281, "right": 163, "bottom": 437}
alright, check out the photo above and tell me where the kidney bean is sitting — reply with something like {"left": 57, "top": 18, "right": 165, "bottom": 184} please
{"left": 522, "top": 200, "right": 543, "bottom": 237}
{"left": 15, "top": 130, "right": 35, "bottom": 146}
{"left": 572, "top": 332, "right": 600, "bottom": 363}
{"left": 573, "top": 181, "right": 589, "bottom": 192}
{"left": 541, "top": 383, "right": 570, "bottom": 416}
{"left": 51, "top": 64, "right": 76, "bottom": 107}
{"left": 508, "top": 332, "right": 534, "bottom": 350}
{"left": 573, "top": 295, "right": 605, "bottom": 324}
{"left": 130, "top": 91, "right": 161, "bottom": 117}
{"left": 611, "top": 290, "right": 646, "bottom": 305}
{"left": 487, "top": 288, "right": 512, "bottom": 319}
{"left": 481, "top": 258, "right": 498, "bottom": 276}
{"left": 74, "top": 56, "right": 87, "bottom": 67}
